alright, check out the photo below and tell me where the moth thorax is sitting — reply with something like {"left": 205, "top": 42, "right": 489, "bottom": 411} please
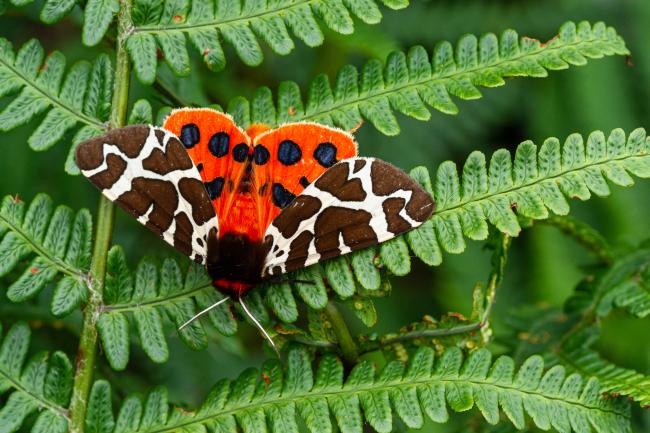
{"left": 206, "top": 231, "right": 269, "bottom": 298}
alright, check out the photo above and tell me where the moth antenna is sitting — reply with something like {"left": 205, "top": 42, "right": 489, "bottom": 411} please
{"left": 239, "top": 296, "right": 279, "bottom": 357}
{"left": 178, "top": 296, "right": 230, "bottom": 331}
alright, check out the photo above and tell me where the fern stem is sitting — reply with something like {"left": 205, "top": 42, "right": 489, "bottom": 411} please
{"left": 325, "top": 300, "right": 359, "bottom": 363}
{"left": 541, "top": 215, "right": 614, "bottom": 264}
{"left": 378, "top": 322, "right": 484, "bottom": 347}
{"left": 68, "top": 1, "right": 132, "bottom": 431}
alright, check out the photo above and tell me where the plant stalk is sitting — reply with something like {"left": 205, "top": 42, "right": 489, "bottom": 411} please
{"left": 68, "top": 1, "right": 132, "bottom": 431}
{"left": 324, "top": 300, "right": 359, "bottom": 363}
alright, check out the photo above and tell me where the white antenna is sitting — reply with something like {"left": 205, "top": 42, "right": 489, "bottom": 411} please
{"left": 239, "top": 295, "right": 279, "bottom": 357}
{"left": 178, "top": 296, "right": 230, "bottom": 331}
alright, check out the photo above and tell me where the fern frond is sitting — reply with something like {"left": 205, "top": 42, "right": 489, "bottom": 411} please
{"left": 564, "top": 245, "right": 650, "bottom": 319}
{"left": 87, "top": 346, "right": 632, "bottom": 433}
{"left": 97, "top": 248, "right": 237, "bottom": 370}
{"left": 598, "top": 262, "right": 650, "bottom": 318}
{"left": 554, "top": 348, "right": 650, "bottom": 408}
{"left": 407, "top": 127, "right": 650, "bottom": 266}
{"left": 224, "top": 21, "right": 628, "bottom": 135}
{"left": 0, "top": 322, "right": 73, "bottom": 433}
{"left": 126, "top": 0, "right": 410, "bottom": 83}
{"left": 0, "top": 38, "right": 111, "bottom": 171}
{"left": 0, "top": 194, "right": 92, "bottom": 316}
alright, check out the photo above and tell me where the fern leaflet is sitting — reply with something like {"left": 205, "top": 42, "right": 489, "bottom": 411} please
{"left": 0, "top": 322, "right": 73, "bottom": 433}
{"left": 126, "top": 0, "right": 410, "bottom": 83}
{"left": 0, "top": 38, "right": 111, "bottom": 172}
{"left": 223, "top": 21, "right": 628, "bottom": 135}
{"left": 97, "top": 248, "right": 237, "bottom": 370}
{"left": 554, "top": 347, "right": 650, "bottom": 408}
{"left": 0, "top": 194, "right": 92, "bottom": 316}
{"left": 85, "top": 346, "right": 631, "bottom": 433}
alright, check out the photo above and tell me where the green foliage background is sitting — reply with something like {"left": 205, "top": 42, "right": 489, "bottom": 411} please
{"left": 0, "top": 0, "right": 649, "bottom": 432}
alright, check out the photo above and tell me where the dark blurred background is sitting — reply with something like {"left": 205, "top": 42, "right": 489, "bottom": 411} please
{"left": 1, "top": 0, "right": 648, "bottom": 431}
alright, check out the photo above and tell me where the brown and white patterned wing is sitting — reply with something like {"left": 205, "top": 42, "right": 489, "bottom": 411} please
{"left": 262, "top": 157, "right": 435, "bottom": 276}
{"left": 76, "top": 125, "right": 218, "bottom": 264}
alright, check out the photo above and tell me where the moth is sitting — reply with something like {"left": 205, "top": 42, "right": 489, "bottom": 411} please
{"left": 76, "top": 108, "right": 435, "bottom": 350}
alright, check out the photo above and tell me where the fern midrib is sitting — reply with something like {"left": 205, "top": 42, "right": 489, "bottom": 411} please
{"left": 132, "top": 0, "right": 314, "bottom": 33}
{"left": 103, "top": 283, "right": 212, "bottom": 312}
{"left": 143, "top": 375, "right": 628, "bottom": 432}
{"left": 433, "top": 150, "right": 649, "bottom": 219}
{"left": 0, "top": 366, "right": 69, "bottom": 419}
{"left": 0, "top": 58, "right": 105, "bottom": 129}
{"left": 301, "top": 35, "right": 625, "bottom": 123}
{"left": 0, "top": 214, "right": 86, "bottom": 278}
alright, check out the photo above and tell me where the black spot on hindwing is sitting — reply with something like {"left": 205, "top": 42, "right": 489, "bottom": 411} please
{"left": 253, "top": 144, "right": 270, "bottom": 165}
{"left": 208, "top": 132, "right": 230, "bottom": 157}
{"left": 299, "top": 176, "right": 310, "bottom": 187}
{"left": 180, "top": 124, "right": 200, "bottom": 148}
{"left": 233, "top": 143, "right": 249, "bottom": 162}
{"left": 205, "top": 177, "right": 225, "bottom": 199}
{"left": 313, "top": 142, "right": 337, "bottom": 167}
{"left": 272, "top": 183, "right": 296, "bottom": 208}
{"left": 278, "top": 140, "right": 301, "bottom": 165}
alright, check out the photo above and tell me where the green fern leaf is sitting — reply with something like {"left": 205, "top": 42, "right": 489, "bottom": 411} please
{"left": 98, "top": 249, "right": 237, "bottom": 369}
{"left": 127, "top": 0, "right": 410, "bottom": 82}
{"left": 0, "top": 194, "right": 92, "bottom": 316}
{"left": 223, "top": 21, "right": 628, "bottom": 135}
{"left": 555, "top": 348, "right": 650, "bottom": 408}
{"left": 0, "top": 322, "right": 73, "bottom": 433}
{"left": 598, "top": 259, "right": 650, "bottom": 318}
{"left": 0, "top": 38, "right": 110, "bottom": 170}
{"left": 88, "top": 346, "right": 632, "bottom": 433}
{"left": 409, "top": 127, "right": 650, "bottom": 263}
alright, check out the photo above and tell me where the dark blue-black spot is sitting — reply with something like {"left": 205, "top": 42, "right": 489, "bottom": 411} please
{"left": 208, "top": 132, "right": 229, "bottom": 157}
{"left": 253, "top": 144, "right": 270, "bottom": 165}
{"left": 180, "top": 123, "right": 200, "bottom": 148}
{"left": 278, "top": 140, "right": 302, "bottom": 165}
{"left": 205, "top": 177, "right": 225, "bottom": 200}
{"left": 313, "top": 142, "right": 337, "bottom": 167}
{"left": 197, "top": 163, "right": 204, "bottom": 173}
{"left": 232, "top": 143, "right": 249, "bottom": 162}
{"left": 272, "top": 183, "right": 296, "bottom": 208}
{"left": 300, "top": 176, "right": 310, "bottom": 187}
